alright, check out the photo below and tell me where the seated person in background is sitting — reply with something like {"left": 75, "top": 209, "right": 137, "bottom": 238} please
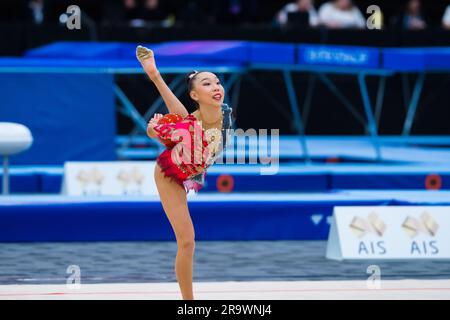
{"left": 123, "top": 0, "right": 140, "bottom": 21}
{"left": 442, "top": 4, "right": 450, "bottom": 29}
{"left": 140, "top": 0, "right": 169, "bottom": 22}
{"left": 318, "top": 0, "right": 365, "bottom": 29}
{"left": 28, "top": 0, "right": 44, "bottom": 24}
{"left": 401, "top": 0, "right": 426, "bottom": 30}
{"left": 276, "top": 0, "right": 320, "bottom": 27}
{"left": 103, "top": 0, "right": 168, "bottom": 27}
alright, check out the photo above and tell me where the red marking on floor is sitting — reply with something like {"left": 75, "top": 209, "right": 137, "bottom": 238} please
{"left": 1, "top": 286, "right": 450, "bottom": 297}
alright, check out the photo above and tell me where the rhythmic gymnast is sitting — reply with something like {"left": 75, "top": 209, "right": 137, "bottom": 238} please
{"left": 136, "top": 45, "right": 233, "bottom": 300}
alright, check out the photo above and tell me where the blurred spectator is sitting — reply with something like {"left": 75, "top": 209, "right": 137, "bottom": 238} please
{"left": 123, "top": 0, "right": 140, "bottom": 21}
{"left": 318, "top": 0, "right": 365, "bottom": 29}
{"left": 399, "top": 0, "right": 427, "bottom": 30}
{"left": 176, "top": 0, "right": 259, "bottom": 26}
{"left": 276, "top": 0, "right": 320, "bottom": 27}
{"left": 442, "top": 4, "right": 450, "bottom": 29}
{"left": 140, "top": 0, "right": 168, "bottom": 22}
{"left": 28, "top": 0, "right": 44, "bottom": 24}
{"left": 228, "top": 0, "right": 243, "bottom": 21}
{"left": 103, "top": 0, "right": 170, "bottom": 27}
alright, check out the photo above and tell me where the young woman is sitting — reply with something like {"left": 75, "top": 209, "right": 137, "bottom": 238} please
{"left": 136, "top": 45, "right": 233, "bottom": 300}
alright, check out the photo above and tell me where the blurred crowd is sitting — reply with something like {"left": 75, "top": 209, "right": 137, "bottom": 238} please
{"left": 1, "top": 0, "right": 450, "bottom": 30}
{"left": 274, "top": 0, "right": 448, "bottom": 30}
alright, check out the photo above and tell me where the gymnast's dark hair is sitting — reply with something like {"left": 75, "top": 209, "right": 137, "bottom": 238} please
{"left": 186, "top": 70, "right": 203, "bottom": 109}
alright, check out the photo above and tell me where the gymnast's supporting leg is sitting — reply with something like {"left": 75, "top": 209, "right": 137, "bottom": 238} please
{"left": 154, "top": 164, "right": 195, "bottom": 300}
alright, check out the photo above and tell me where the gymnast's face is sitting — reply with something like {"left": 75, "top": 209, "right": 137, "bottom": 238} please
{"left": 190, "top": 72, "right": 225, "bottom": 108}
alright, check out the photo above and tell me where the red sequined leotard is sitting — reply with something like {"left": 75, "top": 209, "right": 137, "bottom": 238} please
{"left": 153, "top": 104, "right": 233, "bottom": 193}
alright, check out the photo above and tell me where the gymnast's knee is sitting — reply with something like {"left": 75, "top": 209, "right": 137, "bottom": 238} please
{"left": 177, "top": 236, "right": 196, "bottom": 253}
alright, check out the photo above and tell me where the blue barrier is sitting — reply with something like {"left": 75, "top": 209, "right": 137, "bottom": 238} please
{"left": 24, "top": 40, "right": 251, "bottom": 67}
{"left": 3, "top": 163, "right": 450, "bottom": 193}
{"left": 4, "top": 190, "right": 449, "bottom": 242}
{"left": 0, "top": 57, "right": 141, "bottom": 70}
{"left": 0, "top": 194, "right": 403, "bottom": 242}
{"left": 249, "top": 42, "right": 296, "bottom": 64}
{"left": 383, "top": 47, "right": 450, "bottom": 72}
{"left": 298, "top": 44, "right": 380, "bottom": 69}
{"left": 25, "top": 41, "right": 132, "bottom": 60}
{"left": 17, "top": 41, "right": 450, "bottom": 72}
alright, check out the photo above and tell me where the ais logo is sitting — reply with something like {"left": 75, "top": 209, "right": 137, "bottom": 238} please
{"left": 349, "top": 212, "right": 387, "bottom": 256}
{"left": 402, "top": 212, "right": 439, "bottom": 255}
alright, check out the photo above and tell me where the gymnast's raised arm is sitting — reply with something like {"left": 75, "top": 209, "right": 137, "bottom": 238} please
{"left": 136, "top": 45, "right": 189, "bottom": 118}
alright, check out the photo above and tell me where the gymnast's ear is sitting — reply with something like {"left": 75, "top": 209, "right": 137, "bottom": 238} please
{"left": 190, "top": 90, "right": 199, "bottom": 102}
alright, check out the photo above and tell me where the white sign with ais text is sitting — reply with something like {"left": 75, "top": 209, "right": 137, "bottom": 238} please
{"left": 326, "top": 206, "right": 450, "bottom": 260}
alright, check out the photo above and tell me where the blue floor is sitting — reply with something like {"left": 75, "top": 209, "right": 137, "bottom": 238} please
{"left": 2, "top": 241, "right": 449, "bottom": 285}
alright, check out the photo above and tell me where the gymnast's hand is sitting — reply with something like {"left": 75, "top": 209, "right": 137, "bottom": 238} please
{"left": 147, "top": 113, "right": 163, "bottom": 138}
{"left": 136, "top": 45, "right": 159, "bottom": 81}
